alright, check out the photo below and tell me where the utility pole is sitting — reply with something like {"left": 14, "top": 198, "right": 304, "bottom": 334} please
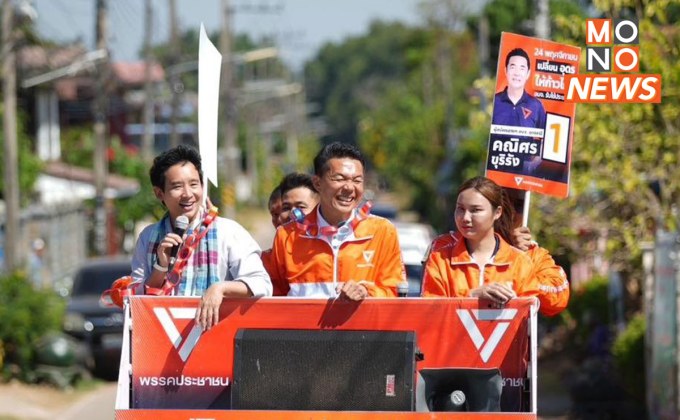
{"left": 478, "top": 15, "right": 490, "bottom": 78}
{"left": 2, "top": 0, "right": 20, "bottom": 271}
{"left": 535, "top": 0, "right": 551, "bottom": 39}
{"left": 93, "top": 0, "right": 109, "bottom": 256}
{"left": 168, "top": 0, "right": 181, "bottom": 148}
{"left": 220, "top": 0, "right": 238, "bottom": 218}
{"left": 141, "top": 0, "right": 154, "bottom": 162}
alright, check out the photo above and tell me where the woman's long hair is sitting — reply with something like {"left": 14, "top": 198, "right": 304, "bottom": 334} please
{"left": 457, "top": 176, "right": 515, "bottom": 243}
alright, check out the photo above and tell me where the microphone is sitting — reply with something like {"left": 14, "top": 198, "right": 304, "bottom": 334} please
{"left": 397, "top": 280, "right": 410, "bottom": 297}
{"left": 169, "top": 215, "right": 189, "bottom": 265}
{"left": 291, "top": 207, "right": 305, "bottom": 223}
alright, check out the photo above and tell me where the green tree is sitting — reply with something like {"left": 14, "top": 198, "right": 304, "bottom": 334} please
{"left": 358, "top": 26, "right": 482, "bottom": 228}
{"left": 0, "top": 109, "right": 42, "bottom": 204}
{"left": 60, "top": 127, "right": 162, "bottom": 242}
{"left": 305, "top": 21, "right": 427, "bottom": 145}
{"left": 530, "top": 0, "right": 680, "bottom": 301}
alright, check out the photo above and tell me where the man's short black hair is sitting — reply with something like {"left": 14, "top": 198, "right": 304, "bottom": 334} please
{"left": 268, "top": 185, "right": 282, "bottom": 208}
{"left": 313, "top": 142, "right": 366, "bottom": 176}
{"left": 279, "top": 172, "right": 318, "bottom": 196}
{"left": 149, "top": 145, "right": 203, "bottom": 189}
{"left": 505, "top": 47, "right": 530, "bottom": 69}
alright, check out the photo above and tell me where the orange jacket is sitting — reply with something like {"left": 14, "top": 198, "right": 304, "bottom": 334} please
{"left": 269, "top": 208, "right": 405, "bottom": 297}
{"left": 261, "top": 248, "right": 287, "bottom": 296}
{"left": 422, "top": 231, "right": 534, "bottom": 296}
{"left": 422, "top": 232, "right": 568, "bottom": 316}
{"left": 524, "top": 243, "right": 570, "bottom": 316}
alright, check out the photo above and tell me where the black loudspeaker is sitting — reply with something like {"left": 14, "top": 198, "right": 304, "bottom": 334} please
{"left": 232, "top": 329, "right": 416, "bottom": 411}
{"left": 415, "top": 368, "right": 503, "bottom": 412}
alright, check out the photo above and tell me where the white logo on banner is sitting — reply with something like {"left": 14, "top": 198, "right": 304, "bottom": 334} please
{"left": 154, "top": 307, "right": 203, "bottom": 362}
{"left": 514, "top": 176, "right": 523, "bottom": 186}
{"left": 456, "top": 309, "right": 518, "bottom": 363}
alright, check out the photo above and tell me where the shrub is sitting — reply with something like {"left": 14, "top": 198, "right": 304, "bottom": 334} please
{"left": 0, "top": 272, "right": 65, "bottom": 381}
{"left": 564, "top": 275, "right": 610, "bottom": 352}
{"left": 611, "top": 312, "right": 645, "bottom": 400}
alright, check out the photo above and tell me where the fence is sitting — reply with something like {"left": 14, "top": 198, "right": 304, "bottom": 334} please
{"left": 1, "top": 201, "right": 87, "bottom": 289}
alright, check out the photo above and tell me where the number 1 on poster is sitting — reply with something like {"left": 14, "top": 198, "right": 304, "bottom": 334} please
{"left": 542, "top": 113, "right": 570, "bottom": 164}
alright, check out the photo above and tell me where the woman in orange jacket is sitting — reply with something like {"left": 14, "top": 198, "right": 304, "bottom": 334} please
{"left": 422, "top": 176, "right": 536, "bottom": 306}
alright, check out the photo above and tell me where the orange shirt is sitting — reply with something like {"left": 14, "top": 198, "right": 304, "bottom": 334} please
{"left": 261, "top": 248, "right": 288, "bottom": 296}
{"left": 422, "top": 232, "right": 535, "bottom": 299}
{"left": 269, "top": 208, "right": 405, "bottom": 297}
{"left": 422, "top": 231, "right": 568, "bottom": 316}
{"left": 524, "top": 243, "right": 570, "bottom": 316}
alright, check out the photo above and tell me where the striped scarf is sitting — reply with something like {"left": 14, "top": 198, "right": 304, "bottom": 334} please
{"left": 146, "top": 212, "right": 220, "bottom": 296}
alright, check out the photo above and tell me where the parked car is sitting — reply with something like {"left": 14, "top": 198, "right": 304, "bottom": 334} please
{"left": 371, "top": 203, "right": 399, "bottom": 220}
{"left": 62, "top": 257, "right": 131, "bottom": 378}
{"left": 394, "top": 222, "right": 435, "bottom": 296}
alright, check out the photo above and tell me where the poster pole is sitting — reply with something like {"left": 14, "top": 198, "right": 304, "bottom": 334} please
{"left": 522, "top": 190, "right": 531, "bottom": 227}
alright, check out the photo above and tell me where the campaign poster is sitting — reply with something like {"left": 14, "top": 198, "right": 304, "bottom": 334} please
{"left": 485, "top": 32, "right": 581, "bottom": 198}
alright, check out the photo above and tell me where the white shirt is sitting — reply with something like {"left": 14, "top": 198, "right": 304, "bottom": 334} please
{"left": 131, "top": 217, "right": 272, "bottom": 297}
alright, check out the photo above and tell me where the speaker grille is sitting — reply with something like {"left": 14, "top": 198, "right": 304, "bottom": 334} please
{"left": 232, "top": 329, "right": 416, "bottom": 411}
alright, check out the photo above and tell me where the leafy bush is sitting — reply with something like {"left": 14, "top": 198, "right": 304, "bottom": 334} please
{"left": 0, "top": 272, "right": 65, "bottom": 381}
{"left": 612, "top": 312, "right": 645, "bottom": 400}
{"left": 563, "top": 275, "right": 610, "bottom": 351}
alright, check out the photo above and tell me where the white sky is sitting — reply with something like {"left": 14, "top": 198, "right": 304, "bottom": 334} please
{"left": 33, "top": 0, "right": 423, "bottom": 70}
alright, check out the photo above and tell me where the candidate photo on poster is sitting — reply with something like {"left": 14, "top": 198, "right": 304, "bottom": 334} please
{"left": 488, "top": 45, "right": 569, "bottom": 183}
{"left": 492, "top": 47, "right": 546, "bottom": 130}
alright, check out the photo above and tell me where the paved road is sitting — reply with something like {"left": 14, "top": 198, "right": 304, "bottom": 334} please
{"left": 57, "top": 382, "right": 117, "bottom": 420}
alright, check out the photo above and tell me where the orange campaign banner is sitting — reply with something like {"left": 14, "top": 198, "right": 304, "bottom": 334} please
{"left": 114, "top": 296, "right": 538, "bottom": 419}
{"left": 486, "top": 32, "right": 581, "bottom": 198}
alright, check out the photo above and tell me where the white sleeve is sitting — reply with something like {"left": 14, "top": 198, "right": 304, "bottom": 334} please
{"left": 131, "top": 224, "right": 155, "bottom": 284}
{"left": 219, "top": 219, "right": 273, "bottom": 297}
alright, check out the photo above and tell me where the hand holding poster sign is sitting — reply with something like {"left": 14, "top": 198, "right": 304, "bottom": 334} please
{"left": 485, "top": 32, "right": 581, "bottom": 199}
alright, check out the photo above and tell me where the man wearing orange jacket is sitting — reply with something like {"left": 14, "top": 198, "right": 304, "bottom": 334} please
{"left": 269, "top": 142, "right": 405, "bottom": 300}
{"left": 508, "top": 234, "right": 568, "bottom": 314}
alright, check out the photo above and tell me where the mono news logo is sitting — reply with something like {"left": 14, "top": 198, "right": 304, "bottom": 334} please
{"left": 456, "top": 308, "right": 518, "bottom": 363}
{"left": 565, "top": 18, "right": 661, "bottom": 103}
{"left": 586, "top": 19, "right": 639, "bottom": 73}
{"left": 154, "top": 307, "right": 203, "bottom": 362}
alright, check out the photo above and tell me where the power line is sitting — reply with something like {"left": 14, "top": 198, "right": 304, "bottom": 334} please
{"left": 111, "top": 0, "right": 140, "bottom": 36}
{"left": 40, "top": 0, "right": 89, "bottom": 42}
